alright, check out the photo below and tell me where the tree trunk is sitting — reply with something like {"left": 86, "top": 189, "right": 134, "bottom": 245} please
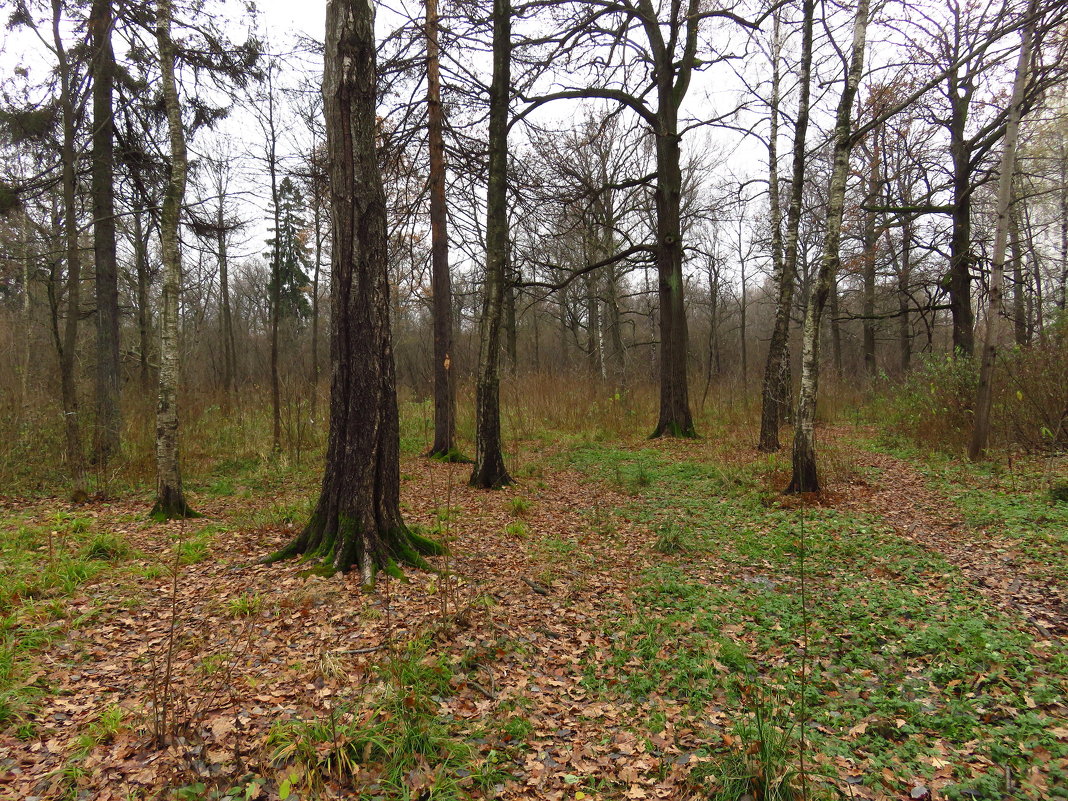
{"left": 471, "top": 0, "right": 514, "bottom": 489}
{"left": 948, "top": 77, "right": 975, "bottom": 357}
{"left": 425, "top": 0, "right": 457, "bottom": 459}
{"left": 134, "top": 205, "right": 152, "bottom": 392}
{"left": 217, "top": 174, "right": 237, "bottom": 397}
{"left": 153, "top": 0, "right": 194, "bottom": 519}
{"left": 270, "top": 0, "right": 441, "bottom": 582}
{"left": 650, "top": 93, "right": 695, "bottom": 437}
{"left": 787, "top": 0, "right": 870, "bottom": 494}
{"left": 897, "top": 216, "right": 913, "bottom": 371}
{"left": 1010, "top": 202, "right": 1028, "bottom": 346}
{"left": 969, "top": 0, "right": 1036, "bottom": 461}
{"left": 91, "top": 0, "right": 122, "bottom": 464}
{"left": 53, "top": 0, "right": 87, "bottom": 500}
{"left": 861, "top": 137, "right": 881, "bottom": 377}
{"left": 758, "top": 0, "right": 813, "bottom": 452}
{"left": 265, "top": 70, "right": 282, "bottom": 454}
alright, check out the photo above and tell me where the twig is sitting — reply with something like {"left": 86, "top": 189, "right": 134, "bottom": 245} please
{"left": 336, "top": 643, "right": 388, "bottom": 655}
{"left": 521, "top": 576, "right": 551, "bottom": 595}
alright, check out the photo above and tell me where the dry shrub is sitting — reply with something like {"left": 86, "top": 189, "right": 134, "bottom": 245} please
{"left": 879, "top": 323, "right": 1068, "bottom": 454}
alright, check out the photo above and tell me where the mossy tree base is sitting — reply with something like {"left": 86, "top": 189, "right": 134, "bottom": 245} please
{"left": 267, "top": 511, "right": 443, "bottom": 586}
{"left": 150, "top": 485, "right": 198, "bottom": 521}
{"left": 650, "top": 418, "right": 698, "bottom": 439}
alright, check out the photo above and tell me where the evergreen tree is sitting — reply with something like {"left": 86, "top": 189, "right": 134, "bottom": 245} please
{"left": 265, "top": 175, "right": 312, "bottom": 322}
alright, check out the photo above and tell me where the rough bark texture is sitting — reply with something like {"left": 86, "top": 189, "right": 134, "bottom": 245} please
{"left": 969, "top": 0, "right": 1036, "bottom": 461}
{"left": 947, "top": 68, "right": 976, "bottom": 357}
{"left": 133, "top": 204, "right": 153, "bottom": 392}
{"left": 53, "top": 0, "right": 87, "bottom": 499}
{"left": 649, "top": 95, "right": 695, "bottom": 437}
{"left": 271, "top": 0, "right": 441, "bottom": 580}
{"left": 861, "top": 137, "right": 881, "bottom": 376}
{"left": 758, "top": 0, "right": 813, "bottom": 452}
{"left": 787, "top": 0, "right": 870, "bottom": 494}
{"left": 91, "top": 0, "right": 122, "bottom": 463}
{"left": 426, "top": 0, "right": 457, "bottom": 459}
{"left": 471, "top": 0, "right": 514, "bottom": 489}
{"left": 217, "top": 173, "right": 237, "bottom": 396}
{"left": 153, "top": 0, "right": 194, "bottom": 519}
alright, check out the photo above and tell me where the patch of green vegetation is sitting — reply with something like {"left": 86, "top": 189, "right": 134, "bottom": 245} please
{"left": 227, "top": 593, "right": 263, "bottom": 618}
{"left": 568, "top": 442, "right": 1068, "bottom": 800}
{"left": 268, "top": 638, "right": 508, "bottom": 798}
{"left": 81, "top": 531, "right": 131, "bottom": 561}
{"left": 508, "top": 496, "right": 531, "bottom": 516}
{"left": 504, "top": 520, "right": 529, "bottom": 538}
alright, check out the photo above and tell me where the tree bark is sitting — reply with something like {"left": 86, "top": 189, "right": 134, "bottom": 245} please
{"left": 271, "top": 0, "right": 441, "bottom": 582}
{"left": 133, "top": 205, "right": 152, "bottom": 392}
{"left": 425, "top": 0, "right": 457, "bottom": 459}
{"left": 969, "top": 0, "right": 1036, "bottom": 460}
{"left": 1009, "top": 201, "right": 1028, "bottom": 346}
{"left": 91, "top": 0, "right": 122, "bottom": 464}
{"left": 947, "top": 70, "right": 975, "bottom": 357}
{"left": 153, "top": 0, "right": 194, "bottom": 518}
{"left": 217, "top": 171, "right": 237, "bottom": 397}
{"left": 471, "top": 0, "right": 514, "bottom": 488}
{"left": 53, "top": 0, "right": 88, "bottom": 500}
{"left": 649, "top": 91, "right": 695, "bottom": 437}
{"left": 787, "top": 0, "right": 870, "bottom": 494}
{"left": 861, "top": 136, "right": 881, "bottom": 376}
{"left": 758, "top": 0, "right": 813, "bottom": 452}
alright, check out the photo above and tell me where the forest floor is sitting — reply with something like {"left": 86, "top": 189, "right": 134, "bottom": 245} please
{"left": 0, "top": 423, "right": 1065, "bottom": 801}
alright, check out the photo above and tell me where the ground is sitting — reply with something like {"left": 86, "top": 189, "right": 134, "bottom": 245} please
{"left": 0, "top": 423, "right": 1065, "bottom": 801}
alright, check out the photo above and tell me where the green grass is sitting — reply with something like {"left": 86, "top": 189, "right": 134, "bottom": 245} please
{"left": 0, "top": 515, "right": 120, "bottom": 730}
{"left": 268, "top": 638, "right": 508, "bottom": 799}
{"left": 565, "top": 442, "right": 1068, "bottom": 800}
{"left": 871, "top": 439, "right": 1068, "bottom": 584}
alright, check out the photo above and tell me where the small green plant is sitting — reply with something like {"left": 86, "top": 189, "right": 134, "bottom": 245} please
{"left": 508, "top": 496, "right": 531, "bottom": 516}
{"left": 653, "top": 521, "right": 689, "bottom": 554}
{"left": 227, "top": 593, "right": 263, "bottom": 618}
{"left": 504, "top": 520, "right": 529, "bottom": 538}
{"left": 269, "top": 638, "right": 503, "bottom": 797}
{"left": 81, "top": 532, "right": 130, "bottom": 561}
{"left": 703, "top": 690, "right": 805, "bottom": 801}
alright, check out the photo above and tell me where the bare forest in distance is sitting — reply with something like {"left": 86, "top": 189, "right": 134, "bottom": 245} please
{"left": 0, "top": 0, "right": 1066, "bottom": 798}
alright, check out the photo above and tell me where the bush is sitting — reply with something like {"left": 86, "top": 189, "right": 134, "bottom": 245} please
{"left": 878, "top": 326, "right": 1068, "bottom": 454}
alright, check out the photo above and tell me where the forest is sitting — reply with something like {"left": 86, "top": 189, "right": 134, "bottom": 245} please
{"left": 0, "top": 0, "right": 1066, "bottom": 798}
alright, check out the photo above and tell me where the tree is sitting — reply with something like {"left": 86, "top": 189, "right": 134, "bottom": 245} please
{"left": 969, "top": 0, "right": 1038, "bottom": 460}
{"left": 470, "top": 0, "right": 514, "bottom": 488}
{"left": 425, "top": 0, "right": 457, "bottom": 460}
{"left": 91, "top": 0, "right": 121, "bottom": 464}
{"left": 787, "top": 0, "right": 871, "bottom": 494}
{"left": 758, "top": 0, "right": 814, "bottom": 452}
{"left": 269, "top": 0, "right": 441, "bottom": 581}
{"left": 152, "top": 0, "right": 194, "bottom": 518}
{"left": 265, "top": 176, "right": 312, "bottom": 322}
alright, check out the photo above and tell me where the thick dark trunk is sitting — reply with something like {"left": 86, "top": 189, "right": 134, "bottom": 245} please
{"left": 758, "top": 0, "right": 813, "bottom": 452}
{"left": 272, "top": 0, "right": 440, "bottom": 581}
{"left": 54, "top": 0, "right": 87, "bottom": 499}
{"left": 426, "top": 0, "right": 456, "bottom": 459}
{"left": 471, "top": 0, "right": 513, "bottom": 489}
{"left": 650, "top": 96, "right": 695, "bottom": 438}
{"left": 91, "top": 0, "right": 121, "bottom": 464}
